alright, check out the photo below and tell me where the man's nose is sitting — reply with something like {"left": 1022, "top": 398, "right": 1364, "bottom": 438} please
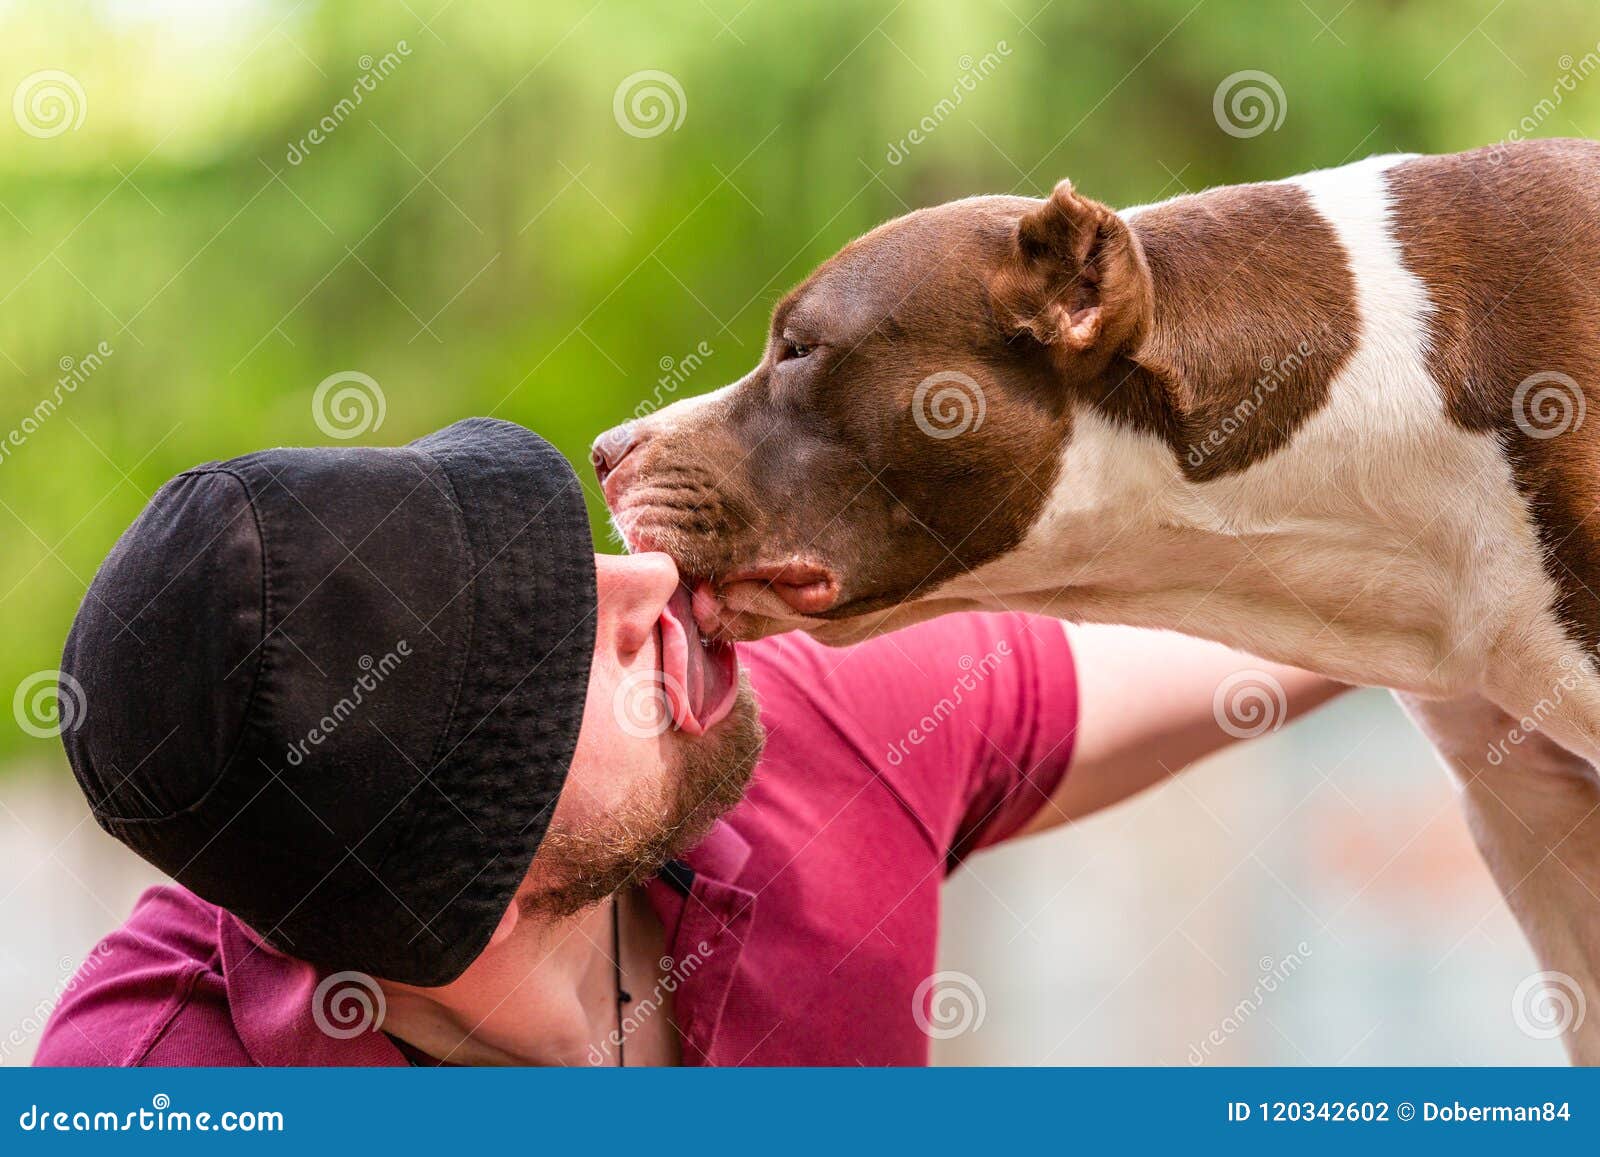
{"left": 594, "top": 551, "right": 680, "bottom": 656}
{"left": 590, "top": 422, "right": 642, "bottom": 488}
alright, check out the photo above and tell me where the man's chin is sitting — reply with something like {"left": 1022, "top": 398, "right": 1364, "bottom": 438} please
{"left": 659, "top": 676, "right": 766, "bottom": 856}
{"left": 525, "top": 677, "right": 765, "bottom": 919}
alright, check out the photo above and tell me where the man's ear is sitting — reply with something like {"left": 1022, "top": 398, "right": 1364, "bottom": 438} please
{"left": 991, "top": 179, "right": 1153, "bottom": 359}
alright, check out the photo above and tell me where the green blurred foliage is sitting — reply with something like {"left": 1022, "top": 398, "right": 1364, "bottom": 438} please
{"left": 0, "top": 0, "right": 1596, "bottom": 756}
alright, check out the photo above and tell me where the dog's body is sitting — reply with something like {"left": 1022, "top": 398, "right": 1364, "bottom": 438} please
{"left": 596, "top": 140, "right": 1600, "bottom": 1059}
{"left": 949, "top": 145, "right": 1600, "bottom": 748}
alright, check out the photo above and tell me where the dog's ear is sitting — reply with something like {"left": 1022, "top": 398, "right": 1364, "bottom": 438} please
{"left": 992, "top": 179, "right": 1152, "bottom": 360}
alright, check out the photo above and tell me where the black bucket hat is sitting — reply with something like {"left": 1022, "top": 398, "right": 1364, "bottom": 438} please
{"left": 58, "top": 417, "right": 596, "bottom": 985}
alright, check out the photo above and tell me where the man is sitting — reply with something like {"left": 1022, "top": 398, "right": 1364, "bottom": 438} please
{"left": 35, "top": 417, "right": 1339, "bottom": 1066}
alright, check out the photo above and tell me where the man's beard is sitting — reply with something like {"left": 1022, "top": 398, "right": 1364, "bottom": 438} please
{"left": 523, "top": 676, "right": 765, "bottom": 918}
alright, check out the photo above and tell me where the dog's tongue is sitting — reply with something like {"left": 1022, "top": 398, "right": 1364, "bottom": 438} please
{"left": 659, "top": 585, "right": 740, "bottom": 736}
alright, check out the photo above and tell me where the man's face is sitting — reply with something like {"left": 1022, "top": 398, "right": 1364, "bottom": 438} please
{"left": 522, "top": 552, "right": 765, "bottom": 916}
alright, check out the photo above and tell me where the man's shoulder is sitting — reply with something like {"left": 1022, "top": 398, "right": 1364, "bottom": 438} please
{"left": 738, "top": 610, "right": 1061, "bottom": 706}
{"left": 33, "top": 885, "right": 247, "bottom": 1066}
{"left": 734, "top": 611, "right": 1078, "bottom": 857}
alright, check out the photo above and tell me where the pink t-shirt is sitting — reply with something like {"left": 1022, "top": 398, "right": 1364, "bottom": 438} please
{"left": 35, "top": 612, "right": 1078, "bottom": 1067}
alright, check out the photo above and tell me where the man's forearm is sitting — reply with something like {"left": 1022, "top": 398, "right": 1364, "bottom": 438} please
{"left": 1021, "top": 623, "right": 1348, "bottom": 833}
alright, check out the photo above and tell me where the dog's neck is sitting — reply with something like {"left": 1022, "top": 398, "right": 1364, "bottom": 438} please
{"left": 1018, "top": 192, "right": 1357, "bottom": 576}
{"left": 940, "top": 167, "right": 1507, "bottom": 693}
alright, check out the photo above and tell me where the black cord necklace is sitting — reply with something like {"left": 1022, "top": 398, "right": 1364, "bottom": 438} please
{"left": 611, "top": 892, "right": 631, "bottom": 1067}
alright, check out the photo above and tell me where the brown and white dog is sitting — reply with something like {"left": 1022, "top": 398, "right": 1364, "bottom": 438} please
{"left": 594, "top": 139, "right": 1600, "bottom": 1061}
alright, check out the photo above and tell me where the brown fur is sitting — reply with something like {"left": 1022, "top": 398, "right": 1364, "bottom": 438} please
{"left": 1388, "top": 140, "right": 1600, "bottom": 657}
{"left": 596, "top": 142, "right": 1600, "bottom": 1065}
{"left": 601, "top": 196, "right": 1073, "bottom": 626}
{"left": 1129, "top": 181, "right": 1359, "bottom": 482}
{"left": 600, "top": 174, "right": 1360, "bottom": 636}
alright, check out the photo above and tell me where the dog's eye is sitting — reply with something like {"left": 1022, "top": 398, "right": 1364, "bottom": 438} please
{"left": 781, "top": 340, "right": 814, "bottom": 362}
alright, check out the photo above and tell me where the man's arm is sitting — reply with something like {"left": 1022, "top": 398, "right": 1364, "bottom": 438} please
{"left": 1017, "top": 623, "right": 1349, "bottom": 836}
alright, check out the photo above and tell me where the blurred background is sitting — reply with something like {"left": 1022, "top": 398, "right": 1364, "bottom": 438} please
{"left": 0, "top": 0, "right": 1593, "bottom": 1064}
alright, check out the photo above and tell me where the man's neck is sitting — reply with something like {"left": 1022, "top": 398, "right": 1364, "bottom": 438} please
{"left": 378, "top": 896, "right": 618, "bottom": 1067}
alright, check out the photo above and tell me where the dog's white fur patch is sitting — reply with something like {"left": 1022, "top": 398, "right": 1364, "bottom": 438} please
{"left": 942, "top": 154, "right": 1600, "bottom": 750}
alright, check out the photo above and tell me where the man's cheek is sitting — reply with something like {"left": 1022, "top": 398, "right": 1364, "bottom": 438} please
{"left": 559, "top": 676, "right": 631, "bottom": 816}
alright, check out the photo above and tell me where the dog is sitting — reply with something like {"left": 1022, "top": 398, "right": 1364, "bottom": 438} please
{"left": 593, "top": 139, "right": 1600, "bottom": 1061}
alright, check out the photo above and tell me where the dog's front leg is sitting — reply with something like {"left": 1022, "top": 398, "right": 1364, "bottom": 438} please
{"left": 1397, "top": 692, "right": 1600, "bottom": 1064}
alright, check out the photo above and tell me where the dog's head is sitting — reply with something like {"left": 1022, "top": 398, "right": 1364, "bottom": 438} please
{"left": 594, "top": 181, "right": 1155, "bottom": 643}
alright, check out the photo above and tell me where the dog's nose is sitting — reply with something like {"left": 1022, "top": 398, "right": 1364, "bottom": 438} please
{"left": 590, "top": 422, "right": 642, "bottom": 488}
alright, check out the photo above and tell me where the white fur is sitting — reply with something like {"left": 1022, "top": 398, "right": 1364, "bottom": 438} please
{"left": 943, "top": 155, "right": 1600, "bottom": 756}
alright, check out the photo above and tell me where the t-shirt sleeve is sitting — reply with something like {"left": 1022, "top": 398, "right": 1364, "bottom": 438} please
{"left": 744, "top": 612, "right": 1078, "bottom": 868}
{"left": 943, "top": 614, "right": 1078, "bottom": 862}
